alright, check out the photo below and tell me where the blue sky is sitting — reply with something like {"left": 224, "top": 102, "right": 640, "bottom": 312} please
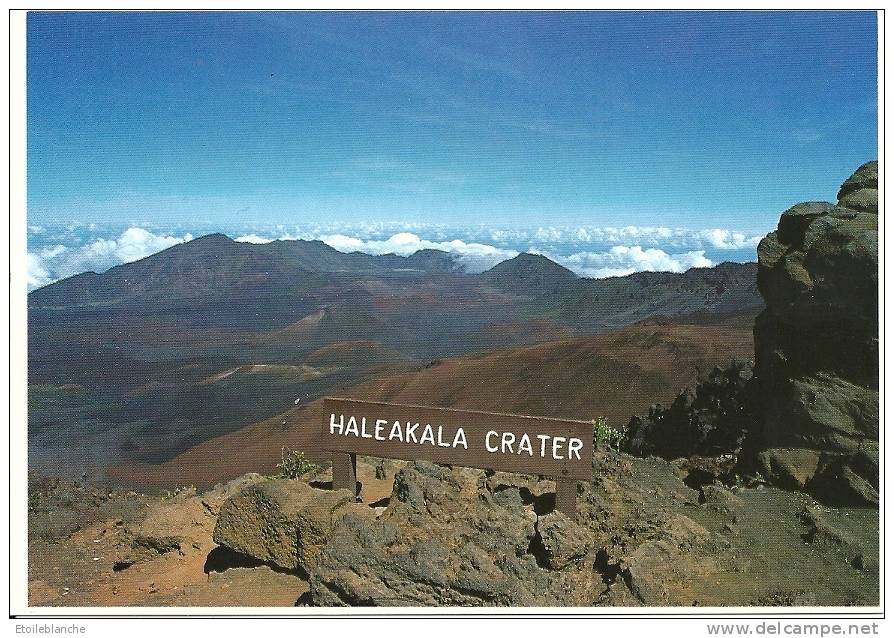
{"left": 26, "top": 11, "right": 878, "bottom": 288}
{"left": 28, "top": 11, "right": 877, "bottom": 229}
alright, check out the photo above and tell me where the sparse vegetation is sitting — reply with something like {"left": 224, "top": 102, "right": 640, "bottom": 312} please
{"left": 593, "top": 417, "right": 628, "bottom": 451}
{"left": 28, "top": 491, "right": 41, "bottom": 514}
{"left": 274, "top": 447, "right": 319, "bottom": 479}
{"left": 161, "top": 486, "right": 195, "bottom": 501}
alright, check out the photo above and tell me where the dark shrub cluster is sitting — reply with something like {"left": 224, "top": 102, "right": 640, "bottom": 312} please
{"left": 624, "top": 360, "right": 756, "bottom": 459}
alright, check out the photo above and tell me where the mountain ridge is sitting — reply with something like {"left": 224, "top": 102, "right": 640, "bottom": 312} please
{"left": 29, "top": 232, "right": 758, "bottom": 309}
{"left": 28, "top": 234, "right": 462, "bottom": 307}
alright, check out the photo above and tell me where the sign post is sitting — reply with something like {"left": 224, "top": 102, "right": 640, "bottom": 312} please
{"left": 322, "top": 397, "right": 593, "bottom": 517}
{"left": 331, "top": 451, "right": 357, "bottom": 493}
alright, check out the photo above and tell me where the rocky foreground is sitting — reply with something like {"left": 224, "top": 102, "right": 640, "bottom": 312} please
{"left": 28, "top": 450, "right": 878, "bottom": 607}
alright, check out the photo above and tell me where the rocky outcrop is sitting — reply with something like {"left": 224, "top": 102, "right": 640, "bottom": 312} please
{"left": 211, "top": 455, "right": 724, "bottom": 606}
{"left": 837, "top": 161, "right": 878, "bottom": 214}
{"left": 204, "top": 449, "right": 881, "bottom": 607}
{"left": 212, "top": 479, "right": 373, "bottom": 574}
{"left": 309, "top": 461, "right": 598, "bottom": 606}
{"left": 753, "top": 161, "right": 878, "bottom": 505}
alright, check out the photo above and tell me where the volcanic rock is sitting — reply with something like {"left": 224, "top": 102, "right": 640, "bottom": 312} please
{"left": 837, "top": 160, "right": 878, "bottom": 213}
{"left": 309, "top": 460, "right": 602, "bottom": 606}
{"left": 534, "top": 511, "right": 594, "bottom": 570}
{"left": 212, "top": 479, "right": 372, "bottom": 573}
{"left": 753, "top": 161, "right": 878, "bottom": 505}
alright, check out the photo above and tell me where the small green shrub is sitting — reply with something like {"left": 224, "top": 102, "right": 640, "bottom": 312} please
{"left": 593, "top": 417, "right": 627, "bottom": 451}
{"left": 275, "top": 447, "right": 320, "bottom": 479}
{"left": 28, "top": 491, "right": 41, "bottom": 514}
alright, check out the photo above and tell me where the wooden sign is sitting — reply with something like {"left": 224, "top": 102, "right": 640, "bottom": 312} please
{"left": 321, "top": 397, "right": 593, "bottom": 515}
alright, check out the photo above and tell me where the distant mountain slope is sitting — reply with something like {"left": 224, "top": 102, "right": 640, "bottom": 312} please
{"left": 530, "top": 261, "right": 762, "bottom": 332}
{"left": 481, "top": 252, "right": 578, "bottom": 293}
{"left": 111, "top": 317, "right": 756, "bottom": 488}
{"left": 29, "top": 235, "right": 759, "bottom": 322}
{"left": 28, "top": 234, "right": 460, "bottom": 308}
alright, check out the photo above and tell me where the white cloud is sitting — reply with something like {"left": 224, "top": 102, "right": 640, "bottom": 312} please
{"left": 320, "top": 232, "right": 518, "bottom": 272}
{"left": 236, "top": 228, "right": 519, "bottom": 272}
{"left": 27, "top": 227, "right": 193, "bottom": 291}
{"left": 535, "top": 225, "right": 679, "bottom": 245}
{"left": 236, "top": 231, "right": 305, "bottom": 243}
{"left": 536, "top": 245, "right": 713, "bottom": 279}
{"left": 235, "top": 233, "right": 275, "bottom": 244}
{"left": 114, "top": 227, "right": 192, "bottom": 262}
{"left": 28, "top": 244, "right": 68, "bottom": 288}
{"left": 39, "top": 245, "right": 67, "bottom": 259}
{"left": 534, "top": 227, "right": 564, "bottom": 242}
{"left": 792, "top": 128, "right": 823, "bottom": 144}
{"left": 319, "top": 233, "right": 366, "bottom": 252}
{"left": 697, "top": 229, "right": 762, "bottom": 250}
{"left": 525, "top": 225, "right": 762, "bottom": 251}
{"left": 28, "top": 252, "right": 53, "bottom": 289}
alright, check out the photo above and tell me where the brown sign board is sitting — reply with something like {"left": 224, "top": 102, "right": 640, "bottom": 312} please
{"left": 322, "top": 397, "right": 593, "bottom": 481}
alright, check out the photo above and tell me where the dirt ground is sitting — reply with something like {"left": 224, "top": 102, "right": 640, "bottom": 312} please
{"left": 27, "top": 462, "right": 397, "bottom": 607}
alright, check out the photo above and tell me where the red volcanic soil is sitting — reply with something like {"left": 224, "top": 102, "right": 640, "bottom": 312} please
{"left": 110, "top": 320, "right": 754, "bottom": 489}
{"left": 256, "top": 308, "right": 328, "bottom": 343}
{"left": 304, "top": 340, "right": 414, "bottom": 369}
{"left": 471, "top": 319, "right": 575, "bottom": 347}
{"left": 371, "top": 292, "right": 442, "bottom": 311}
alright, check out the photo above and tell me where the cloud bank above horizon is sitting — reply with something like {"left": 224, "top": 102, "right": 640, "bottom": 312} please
{"left": 26, "top": 222, "right": 763, "bottom": 291}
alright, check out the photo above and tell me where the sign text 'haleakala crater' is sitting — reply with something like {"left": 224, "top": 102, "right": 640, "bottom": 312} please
{"left": 322, "top": 398, "right": 593, "bottom": 480}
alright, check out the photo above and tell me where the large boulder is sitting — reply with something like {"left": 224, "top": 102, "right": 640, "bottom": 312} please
{"left": 753, "top": 162, "right": 878, "bottom": 505}
{"left": 212, "top": 479, "right": 372, "bottom": 573}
